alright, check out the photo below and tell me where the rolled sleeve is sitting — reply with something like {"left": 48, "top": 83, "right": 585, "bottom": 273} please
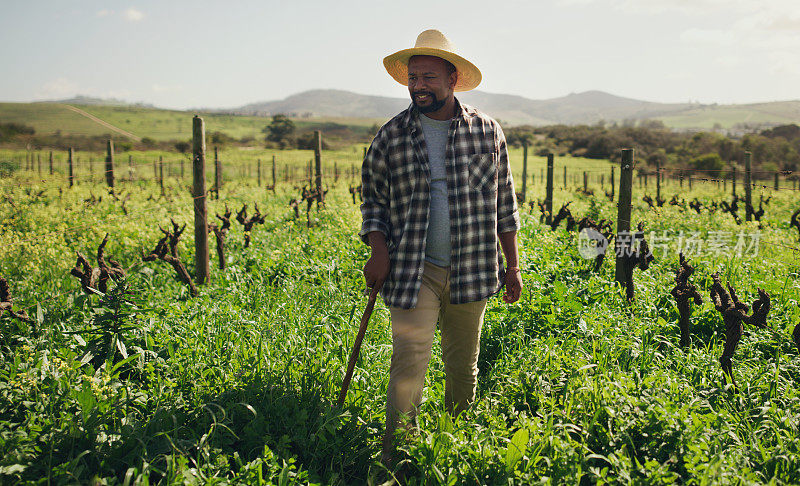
{"left": 359, "top": 136, "right": 392, "bottom": 245}
{"left": 495, "top": 125, "right": 520, "bottom": 234}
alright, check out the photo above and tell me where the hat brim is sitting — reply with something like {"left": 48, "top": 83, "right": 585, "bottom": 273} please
{"left": 383, "top": 47, "right": 481, "bottom": 92}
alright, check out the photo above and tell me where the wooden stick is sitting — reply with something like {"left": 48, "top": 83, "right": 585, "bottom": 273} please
{"left": 338, "top": 285, "right": 381, "bottom": 407}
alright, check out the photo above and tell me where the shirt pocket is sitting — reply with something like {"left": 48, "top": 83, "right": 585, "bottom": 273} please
{"left": 467, "top": 153, "right": 497, "bottom": 192}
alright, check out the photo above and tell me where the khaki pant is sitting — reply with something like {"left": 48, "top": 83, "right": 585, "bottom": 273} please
{"left": 383, "top": 261, "right": 487, "bottom": 458}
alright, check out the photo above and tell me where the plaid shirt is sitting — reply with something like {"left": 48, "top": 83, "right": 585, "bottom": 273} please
{"left": 360, "top": 99, "right": 520, "bottom": 309}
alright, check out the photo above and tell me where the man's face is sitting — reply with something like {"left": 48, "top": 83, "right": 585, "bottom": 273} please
{"left": 407, "top": 56, "right": 456, "bottom": 114}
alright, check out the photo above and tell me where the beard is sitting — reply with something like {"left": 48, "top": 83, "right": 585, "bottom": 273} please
{"left": 411, "top": 91, "right": 446, "bottom": 113}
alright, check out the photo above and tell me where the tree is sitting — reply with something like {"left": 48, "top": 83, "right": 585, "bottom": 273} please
{"left": 690, "top": 153, "right": 724, "bottom": 174}
{"left": 174, "top": 141, "right": 190, "bottom": 153}
{"left": 262, "top": 114, "right": 295, "bottom": 148}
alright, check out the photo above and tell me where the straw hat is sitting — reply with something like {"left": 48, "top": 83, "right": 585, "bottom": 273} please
{"left": 383, "top": 29, "right": 481, "bottom": 92}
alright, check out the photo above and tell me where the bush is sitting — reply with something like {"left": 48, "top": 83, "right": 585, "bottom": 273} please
{"left": 690, "top": 153, "right": 724, "bottom": 174}
{"left": 0, "top": 160, "right": 18, "bottom": 178}
{"left": 295, "top": 132, "right": 331, "bottom": 150}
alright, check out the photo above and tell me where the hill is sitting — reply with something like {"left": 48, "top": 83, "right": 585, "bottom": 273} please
{"left": 229, "top": 89, "right": 800, "bottom": 129}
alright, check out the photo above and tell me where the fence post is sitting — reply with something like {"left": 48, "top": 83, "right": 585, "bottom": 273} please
{"left": 181, "top": 158, "right": 184, "bottom": 180}
{"left": 545, "top": 153, "right": 554, "bottom": 225}
{"left": 49, "top": 151, "right": 54, "bottom": 175}
{"left": 731, "top": 164, "right": 737, "bottom": 197}
{"left": 688, "top": 175, "right": 692, "bottom": 189}
{"left": 583, "top": 171, "right": 588, "bottom": 193}
{"left": 68, "top": 148, "right": 75, "bottom": 188}
{"left": 214, "top": 147, "right": 222, "bottom": 197}
{"left": 153, "top": 158, "right": 157, "bottom": 181}
{"left": 610, "top": 166, "right": 615, "bottom": 200}
{"left": 105, "top": 139, "right": 115, "bottom": 190}
{"left": 192, "top": 116, "right": 210, "bottom": 286}
{"left": 775, "top": 172, "right": 779, "bottom": 190}
{"left": 159, "top": 156, "right": 165, "bottom": 196}
{"left": 744, "top": 152, "right": 752, "bottom": 221}
{"left": 89, "top": 157, "right": 94, "bottom": 182}
{"left": 128, "top": 155, "right": 133, "bottom": 181}
{"left": 272, "top": 155, "right": 277, "bottom": 190}
{"left": 521, "top": 141, "right": 528, "bottom": 202}
{"left": 656, "top": 161, "right": 661, "bottom": 203}
{"left": 563, "top": 166, "right": 567, "bottom": 189}
{"left": 257, "top": 159, "right": 262, "bottom": 186}
{"left": 314, "top": 131, "right": 323, "bottom": 200}
{"left": 615, "top": 149, "right": 634, "bottom": 287}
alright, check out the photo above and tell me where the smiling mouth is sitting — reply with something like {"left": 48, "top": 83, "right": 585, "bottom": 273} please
{"left": 414, "top": 93, "right": 432, "bottom": 102}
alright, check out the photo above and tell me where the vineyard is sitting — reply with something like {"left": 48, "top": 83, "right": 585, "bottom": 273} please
{"left": 1, "top": 134, "right": 800, "bottom": 484}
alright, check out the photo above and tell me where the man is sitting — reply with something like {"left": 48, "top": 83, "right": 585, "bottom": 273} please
{"left": 359, "top": 29, "right": 522, "bottom": 465}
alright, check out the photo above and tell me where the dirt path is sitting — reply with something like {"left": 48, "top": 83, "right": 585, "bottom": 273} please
{"left": 62, "top": 104, "right": 142, "bottom": 142}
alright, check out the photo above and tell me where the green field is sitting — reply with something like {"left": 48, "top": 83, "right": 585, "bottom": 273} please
{"left": 1, "top": 149, "right": 799, "bottom": 484}
{"left": 658, "top": 101, "right": 800, "bottom": 129}
{"left": 0, "top": 102, "right": 386, "bottom": 143}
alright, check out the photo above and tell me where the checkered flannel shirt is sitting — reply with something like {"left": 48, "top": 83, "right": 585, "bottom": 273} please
{"left": 360, "top": 99, "right": 520, "bottom": 309}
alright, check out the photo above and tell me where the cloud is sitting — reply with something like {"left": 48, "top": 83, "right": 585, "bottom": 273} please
{"left": 679, "top": 28, "right": 735, "bottom": 46}
{"left": 36, "top": 78, "right": 81, "bottom": 99}
{"left": 152, "top": 84, "right": 183, "bottom": 93}
{"left": 714, "top": 55, "right": 740, "bottom": 68}
{"left": 96, "top": 9, "right": 112, "bottom": 17}
{"left": 123, "top": 8, "right": 144, "bottom": 22}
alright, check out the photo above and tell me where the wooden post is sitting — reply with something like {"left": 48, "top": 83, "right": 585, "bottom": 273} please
{"left": 775, "top": 172, "right": 779, "bottom": 190}
{"left": 105, "top": 139, "right": 115, "bottom": 189}
{"left": 128, "top": 155, "right": 133, "bottom": 181}
{"left": 89, "top": 157, "right": 94, "bottom": 181}
{"left": 744, "top": 152, "right": 752, "bottom": 221}
{"left": 285, "top": 163, "right": 289, "bottom": 182}
{"left": 181, "top": 158, "right": 184, "bottom": 180}
{"left": 545, "top": 154, "right": 554, "bottom": 225}
{"left": 521, "top": 141, "right": 528, "bottom": 202}
{"left": 610, "top": 166, "right": 615, "bottom": 200}
{"left": 583, "top": 171, "right": 588, "bottom": 193}
{"left": 615, "top": 149, "right": 634, "bottom": 287}
{"left": 563, "top": 166, "right": 567, "bottom": 189}
{"left": 214, "top": 147, "right": 222, "bottom": 196}
{"left": 68, "top": 148, "right": 75, "bottom": 187}
{"left": 49, "top": 151, "right": 53, "bottom": 175}
{"left": 159, "top": 156, "right": 165, "bottom": 196}
{"left": 37, "top": 153, "right": 41, "bottom": 175}
{"left": 192, "top": 116, "right": 210, "bottom": 286}
{"left": 688, "top": 175, "right": 692, "bottom": 189}
{"left": 314, "top": 131, "right": 323, "bottom": 199}
{"left": 153, "top": 158, "right": 157, "bottom": 180}
{"left": 656, "top": 161, "right": 661, "bottom": 203}
{"left": 257, "top": 159, "right": 262, "bottom": 186}
{"left": 272, "top": 155, "right": 277, "bottom": 189}
{"left": 731, "top": 164, "right": 737, "bottom": 197}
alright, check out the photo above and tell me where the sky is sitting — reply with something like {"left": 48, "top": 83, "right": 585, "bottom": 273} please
{"left": 1, "top": 0, "right": 798, "bottom": 110}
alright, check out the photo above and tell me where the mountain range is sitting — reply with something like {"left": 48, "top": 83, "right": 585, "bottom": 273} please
{"left": 226, "top": 89, "right": 800, "bottom": 129}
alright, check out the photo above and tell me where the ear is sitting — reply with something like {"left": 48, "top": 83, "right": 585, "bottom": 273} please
{"left": 448, "top": 70, "right": 458, "bottom": 90}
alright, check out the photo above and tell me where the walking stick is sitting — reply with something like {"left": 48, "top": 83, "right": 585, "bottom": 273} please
{"left": 337, "top": 285, "right": 381, "bottom": 406}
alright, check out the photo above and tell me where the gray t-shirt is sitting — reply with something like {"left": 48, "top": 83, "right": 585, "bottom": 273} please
{"left": 418, "top": 114, "right": 452, "bottom": 266}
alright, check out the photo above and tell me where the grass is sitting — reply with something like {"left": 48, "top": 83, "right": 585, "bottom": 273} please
{"left": 0, "top": 102, "right": 385, "bottom": 143}
{"left": 0, "top": 148, "right": 799, "bottom": 484}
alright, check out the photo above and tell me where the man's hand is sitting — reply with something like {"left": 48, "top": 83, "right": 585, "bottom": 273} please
{"left": 364, "top": 231, "right": 390, "bottom": 290}
{"left": 498, "top": 231, "right": 521, "bottom": 304}
{"left": 503, "top": 268, "right": 522, "bottom": 303}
